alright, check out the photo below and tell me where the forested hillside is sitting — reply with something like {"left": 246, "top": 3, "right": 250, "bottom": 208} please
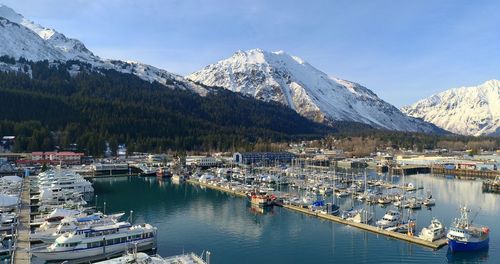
{"left": 0, "top": 59, "right": 334, "bottom": 154}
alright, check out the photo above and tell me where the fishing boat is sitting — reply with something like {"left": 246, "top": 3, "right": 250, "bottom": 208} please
{"left": 419, "top": 218, "right": 445, "bottom": 242}
{"left": 249, "top": 193, "right": 275, "bottom": 207}
{"left": 447, "top": 206, "right": 490, "bottom": 252}
{"left": 376, "top": 210, "right": 402, "bottom": 228}
{"left": 31, "top": 222, "right": 157, "bottom": 261}
{"left": 155, "top": 167, "right": 170, "bottom": 178}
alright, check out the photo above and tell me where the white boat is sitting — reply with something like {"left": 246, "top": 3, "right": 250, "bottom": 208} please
{"left": 30, "top": 212, "right": 125, "bottom": 243}
{"left": 34, "top": 170, "right": 94, "bottom": 194}
{"left": 198, "top": 173, "right": 215, "bottom": 183}
{"left": 376, "top": 210, "right": 402, "bottom": 228}
{"left": 31, "top": 222, "right": 157, "bottom": 261}
{"left": 94, "top": 252, "right": 167, "bottom": 264}
{"left": 335, "top": 190, "right": 349, "bottom": 198}
{"left": 419, "top": 218, "right": 445, "bottom": 241}
{"left": 95, "top": 251, "right": 209, "bottom": 264}
{"left": 423, "top": 198, "right": 436, "bottom": 206}
{"left": 346, "top": 209, "right": 373, "bottom": 224}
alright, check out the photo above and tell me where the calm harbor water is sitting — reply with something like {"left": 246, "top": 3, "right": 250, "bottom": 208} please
{"left": 87, "top": 173, "right": 499, "bottom": 263}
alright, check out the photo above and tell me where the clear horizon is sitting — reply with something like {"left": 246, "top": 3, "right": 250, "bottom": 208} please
{"left": 2, "top": 0, "right": 499, "bottom": 107}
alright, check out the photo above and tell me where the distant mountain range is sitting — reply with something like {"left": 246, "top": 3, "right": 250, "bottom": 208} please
{"left": 402, "top": 80, "right": 500, "bottom": 137}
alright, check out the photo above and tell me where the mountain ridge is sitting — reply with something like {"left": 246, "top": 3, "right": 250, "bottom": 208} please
{"left": 0, "top": 4, "right": 208, "bottom": 95}
{"left": 402, "top": 80, "right": 500, "bottom": 136}
{"left": 187, "top": 48, "right": 445, "bottom": 133}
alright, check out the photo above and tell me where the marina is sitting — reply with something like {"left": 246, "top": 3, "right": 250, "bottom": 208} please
{"left": 0, "top": 157, "right": 496, "bottom": 263}
{"left": 186, "top": 179, "right": 447, "bottom": 249}
{"left": 84, "top": 173, "right": 498, "bottom": 263}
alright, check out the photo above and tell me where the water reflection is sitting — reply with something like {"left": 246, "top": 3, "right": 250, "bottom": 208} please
{"left": 446, "top": 248, "right": 489, "bottom": 263}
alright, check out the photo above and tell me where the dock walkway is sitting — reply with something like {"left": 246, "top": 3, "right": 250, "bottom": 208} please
{"left": 13, "top": 176, "right": 31, "bottom": 264}
{"left": 187, "top": 179, "right": 448, "bottom": 250}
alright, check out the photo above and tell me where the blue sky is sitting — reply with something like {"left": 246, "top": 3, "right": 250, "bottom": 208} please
{"left": 3, "top": 0, "right": 500, "bottom": 107}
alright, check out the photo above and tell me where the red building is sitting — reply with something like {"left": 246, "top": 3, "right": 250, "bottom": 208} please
{"left": 18, "top": 151, "right": 84, "bottom": 166}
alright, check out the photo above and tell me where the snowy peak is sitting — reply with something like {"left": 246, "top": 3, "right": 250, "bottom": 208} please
{"left": 402, "top": 80, "right": 500, "bottom": 136}
{"left": 0, "top": 5, "right": 207, "bottom": 94}
{"left": 0, "top": 4, "right": 96, "bottom": 61}
{"left": 188, "top": 49, "right": 442, "bottom": 133}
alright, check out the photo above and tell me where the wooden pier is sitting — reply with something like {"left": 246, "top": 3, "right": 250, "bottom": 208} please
{"left": 431, "top": 166, "right": 499, "bottom": 179}
{"left": 186, "top": 179, "right": 448, "bottom": 250}
{"left": 281, "top": 204, "right": 447, "bottom": 249}
{"left": 390, "top": 165, "right": 430, "bottom": 176}
{"left": 187, "top": 179, "right": 246, "bottom": 198}
{"left": 13, "top": 176, "right": 31, "bottom": 264}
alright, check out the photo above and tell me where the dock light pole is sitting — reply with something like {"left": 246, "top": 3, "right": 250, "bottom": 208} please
{"left": 95, "top": 194, "right": 98, "bottom": 209}
{"left": 104, "top": 201, "right": 106, "bottom": 214}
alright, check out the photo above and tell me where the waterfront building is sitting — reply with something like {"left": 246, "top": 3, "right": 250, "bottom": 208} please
{"left": 233, "top": 152, "right": 295, "bottom": 165}
{"left": 197, "top": 157, "right": 221, "bottom": 168}
{"left": 18, "top": 151, "right": 84, "bottom": 166}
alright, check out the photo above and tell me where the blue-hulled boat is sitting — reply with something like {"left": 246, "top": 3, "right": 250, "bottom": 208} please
{"left": 447, "top": 206, "right": 489, "bottom": 252}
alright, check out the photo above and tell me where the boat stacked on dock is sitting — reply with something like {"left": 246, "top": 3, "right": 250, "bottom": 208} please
{"left": 0, "top": 175, "right": 22, "bottom": 257}
{"left": 30, "top": 169, "right": 95, "bottom": 213}
{"left": 28, "top": 168, "right": 162, "bottom": 263}
{"left": 419, "top": 218, "right": 446, "bottom": 242}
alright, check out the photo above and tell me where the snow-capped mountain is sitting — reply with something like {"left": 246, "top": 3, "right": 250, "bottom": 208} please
{"left": 0, "top": 5, "right": 207, "bottom": 94}
{"left": 402, "top": 80, "right": 500, "bottom": 136}
{"left": 187, "top": 49, "right": 442, "bottom": 133}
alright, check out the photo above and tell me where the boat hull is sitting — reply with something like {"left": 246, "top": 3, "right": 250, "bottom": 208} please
{"left": 32, "top": 238, "right": 155, "bottom": 261}
{"left": 448, "top": 237, "right": 489, "bottom": 252}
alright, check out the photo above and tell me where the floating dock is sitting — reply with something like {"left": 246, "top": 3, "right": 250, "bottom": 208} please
{"left": 13, "top": 176, "right": 31, "bottom": 263}
{"left": 187, "top": 179, "right": 246, "bottom": 198}
{"left": 186, "top": 179, "right": 448, "bottom": 250}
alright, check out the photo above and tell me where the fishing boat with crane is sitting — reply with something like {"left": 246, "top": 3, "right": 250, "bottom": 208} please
{"left": 447, "top": 206, "right": 490, "bottom": 252}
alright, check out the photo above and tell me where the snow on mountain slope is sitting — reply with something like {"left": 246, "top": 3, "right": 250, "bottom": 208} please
{"left": 402, "top": 80, "right": 500, "bottom": 136}
{"left": 187, "top": 49, "right": 442, "bottom": 133}
{"left": 0, "top": 5, "right": 206, "bottom": 94}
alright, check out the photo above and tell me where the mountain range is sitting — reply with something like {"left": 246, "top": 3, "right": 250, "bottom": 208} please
{"left": 187, "top": 49, "right": 443, "bottom": 133}
{"left": 2, "top": 4, "right": 496, "bottom": 137}
{"left": 402, "top": 80, "right": 499, "bottom": 137}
